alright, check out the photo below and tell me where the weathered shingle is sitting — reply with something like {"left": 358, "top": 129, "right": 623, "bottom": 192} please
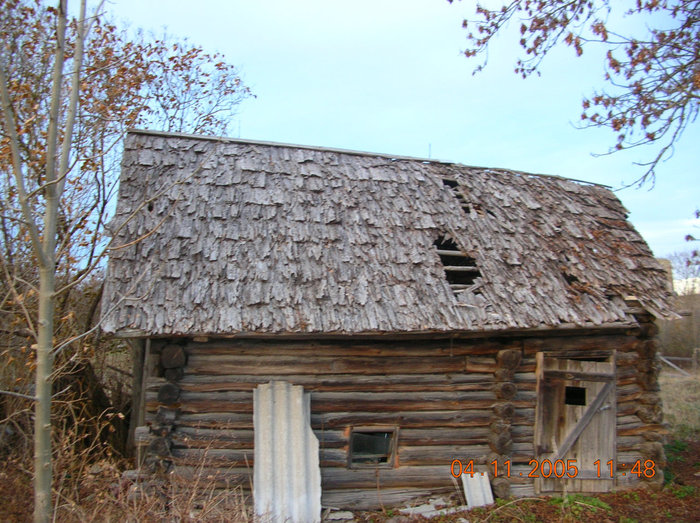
{"left": 101, "top": 130, "right": 673, "bottom": 336}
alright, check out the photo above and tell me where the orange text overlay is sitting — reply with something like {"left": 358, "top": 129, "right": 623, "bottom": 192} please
{"left": 451, "top": 459, "right": 656, "bottom": 479}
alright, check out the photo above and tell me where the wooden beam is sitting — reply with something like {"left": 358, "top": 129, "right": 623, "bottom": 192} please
{"left": 542, "top": 370, "right": 615, "bottom": 382}
{"left": 436, "top": 249, "right": 469, "bottom": 258}
{"left": 126, "top": 338, "right": 145, "bottom": 456}
{"left": 553, "top": 381, "right": 613, "bottom": 461}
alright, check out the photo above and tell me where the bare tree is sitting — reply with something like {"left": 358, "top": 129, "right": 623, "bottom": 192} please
{"left": 449, "top": 0, "right": 699, "bottom": 187}
{"left": 669, "top": 250, "right": 700, "bottom": 295}
{"left": 0, "top": 2, "right": 85, "bottom": 519}
{"left": 0, "top": 1, "right": 251, "bottom": 521}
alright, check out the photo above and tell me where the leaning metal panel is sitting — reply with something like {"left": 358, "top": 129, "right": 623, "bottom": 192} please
{"left": 254, "top": 380, "right": 321, "bottom": 523}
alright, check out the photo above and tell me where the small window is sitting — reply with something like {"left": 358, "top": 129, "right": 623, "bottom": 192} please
{"left": 565, "top": 386, "right": 586, "bottom": 405}
{"left": 349, "top": 427, "right": 398, "bottom": 468}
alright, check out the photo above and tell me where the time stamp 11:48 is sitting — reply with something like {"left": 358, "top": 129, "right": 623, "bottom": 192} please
{"left": 451, "top": 459, "right": 657, "bottom": 479}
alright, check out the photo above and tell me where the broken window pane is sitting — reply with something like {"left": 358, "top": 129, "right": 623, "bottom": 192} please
{"left": 349, "top": 430, "right": 396, "bottom": 467}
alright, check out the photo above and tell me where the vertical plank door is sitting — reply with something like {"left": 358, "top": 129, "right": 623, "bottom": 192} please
{"left": 534, "top": 353, "right": 616, "bottom": 493}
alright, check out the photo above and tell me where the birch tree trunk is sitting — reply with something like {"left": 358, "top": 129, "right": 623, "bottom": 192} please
{"left": 0, "top": 1, "right": 85, "bottom": 521}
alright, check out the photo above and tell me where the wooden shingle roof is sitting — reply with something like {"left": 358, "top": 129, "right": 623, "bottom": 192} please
{"left": 100, "top": 130, "right": 672, "bottom": 336}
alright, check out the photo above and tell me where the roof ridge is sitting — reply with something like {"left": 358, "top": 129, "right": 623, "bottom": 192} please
{"left": 126, "top": 128, "right": 611, "bottom": 188}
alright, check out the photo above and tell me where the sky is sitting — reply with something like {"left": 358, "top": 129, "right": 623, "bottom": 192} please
{"left": 106, "top": 0, "right": 698, "bottom": 259}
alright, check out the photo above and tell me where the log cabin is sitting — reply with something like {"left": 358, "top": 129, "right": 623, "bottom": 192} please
{"left": 101, "top": 129, "right": 674, "bottom": 509}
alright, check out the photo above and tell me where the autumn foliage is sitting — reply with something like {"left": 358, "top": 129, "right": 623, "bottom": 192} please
{"left": 0, "top": 1, "right": 251, "bottom": 520}
{"left": 451, "top": 0, "right": 699, "bottom": 185}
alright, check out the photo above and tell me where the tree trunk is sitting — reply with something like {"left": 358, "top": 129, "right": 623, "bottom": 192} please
{"left": 34, "top": 268, "right": 56, "bottom": 523}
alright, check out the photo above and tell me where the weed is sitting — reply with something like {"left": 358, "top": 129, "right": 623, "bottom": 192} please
{"left": 618, "top": 517, "right": 638, "bottom": 523}
{"left": 547, "top": 493, "right": 612, "bottom": 520}
{"left": 623, "top": 491, "right": 640, "bottom": 502}
{"left": 549, "top": 494, "right": 611, "bottom": 511}
{"left": 665, "top": 439, "right": 689, "bottom": 462}
{"left": 669, "top": 485, "right": 695, "bottom": 499}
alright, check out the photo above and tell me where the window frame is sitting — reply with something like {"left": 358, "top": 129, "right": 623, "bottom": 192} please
{"left": 347, "top": 426, "right": 399, "bottom": 469}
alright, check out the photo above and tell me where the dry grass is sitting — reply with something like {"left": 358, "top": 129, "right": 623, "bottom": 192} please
{"left": 659, "top": 370, "right": 700, "bottom": 439}
{"left": 0, "top": 445, "right": 252, "bottom": 522}
{"left": 53, "top": 462, "right": 251, "bottom": 523}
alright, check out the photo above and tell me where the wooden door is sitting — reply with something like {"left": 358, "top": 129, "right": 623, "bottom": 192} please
{"left": 534, "top": 353, "right": 616, "bottom": 493}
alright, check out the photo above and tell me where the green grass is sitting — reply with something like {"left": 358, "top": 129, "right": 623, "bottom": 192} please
{"left": 548, "top": 493, "right": 612, "bottom": 518}
{"left": 665, "top": 439, "right": 689, "bottom": 462}
{"left": 669, "top": 485, "right": 695, "bottom": 499}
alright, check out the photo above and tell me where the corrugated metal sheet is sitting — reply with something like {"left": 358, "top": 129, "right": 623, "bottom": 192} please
{"left": 462, "top": 471, "right": 494, "bottom": 508}
{"left": 254, "top": 381, "right": 321, "bottom": 523}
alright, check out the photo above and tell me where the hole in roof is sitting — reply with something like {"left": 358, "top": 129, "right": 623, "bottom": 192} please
{"left": 562, "top": 271, "right": 580, "bottom": 285}
{"left": 147, "top": 201, "right": 154, "bottom": 212}
{"left": 441, "top": 177, "right": 471, "bottom": 214}
{"left": 434, "top": 235, "right": 481, "bottom": 293}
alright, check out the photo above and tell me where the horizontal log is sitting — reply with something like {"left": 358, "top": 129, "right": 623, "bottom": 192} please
{"left": 617, "top": 403, "right": 642, "bottom": 417}
{"left": 617, "top": 382, "right": 643, "bottom": 395}
{"left": 149, "top": 390, "right": 501, "bottom": 414}
{"left": 170, "top": 447, "right": 349, "bottom": 468}
{"left": 618, "top": 424, "right": 666, "bottom": 437}
{"left": 171, "top": 412, "right": 253, "bottom": 429}
{"left": 395, "top": 427, "right": 492, "bottom": 446}
{"left": 513, "top": 371, "right": 536, "bottom": 383}
{"left": 443, "top": 265, "right": 479, "bottom": 272}
{"left": 517, "top": 362, "right": 537, "bottom": 373}
{"left": 512, "top": 442, "right": 535, "bottom": 453}
{"left": 171, "top": 427, "right": 501, "bottom": 450}
{"left": 524, "top": 337, "right": 637, "bottom": 355}
{"left": 171, "top": 465, "right": 458, "bottom": 494}
{"left": 617, "top": 366, "right": 637, "bottom": 379}
{"left": 616, "top": 352, "right": 640, "bottom": 365}
{"left": 170, "top": 407, "right": 537, "bottom": 431}
{"left": 322, "top": 487, "right": 453, "bottom": 511}
{"left": 543, "top": 370, "right": 615, "bottom": 382}
{"left": 174, "top": 373, "right": 497, "bottom": 393}
{"left": 172, "top": 465, "right": 252, "bottom": 487}
{"left": 172, "top": 427, "right": 254, "bottom": 449}
{"left": 187, "top": 339, "right": 515, "bottom": 357}
{"left": 311, "top": 410, "right": 496, "bottom": 429}
{"left": 617, "top": 435, "right": 644, "bottom": 451}
{"left": 513, "top": 390, "right": 536, "bottom": 403}
{"left": 322, "top": 466, "right": 453, "bottom": 490}
{"left": 512, "top": 425, "right": 534, "bottom": 439}
{"left": 186, "top": 355, "right": 467, "bottom": 375}
{"left": 465, "top": 359, "right": 498, "bottom": 373}
{"left": 617, "top": 392, "right": 643, "bottom": 404}
{"left": 617, "top": 452, "right": 646, "bottom": 464}
{"left": 617, "top": 414, "right": 643, "bottom": 425}
{"left": 399, "top": 444, "right": 492, "bottom": 466}
{"left": 436, "top": 249, "right": 469, "bottom": 258}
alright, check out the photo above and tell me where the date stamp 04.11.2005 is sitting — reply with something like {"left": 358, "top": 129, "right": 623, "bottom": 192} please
{"left": 451, "top": 459, "right": 657, "bottom": 479}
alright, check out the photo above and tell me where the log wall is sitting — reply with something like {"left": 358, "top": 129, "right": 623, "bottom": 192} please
{"left": 133, "top": 328, "right": 665, "bottom": 509}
